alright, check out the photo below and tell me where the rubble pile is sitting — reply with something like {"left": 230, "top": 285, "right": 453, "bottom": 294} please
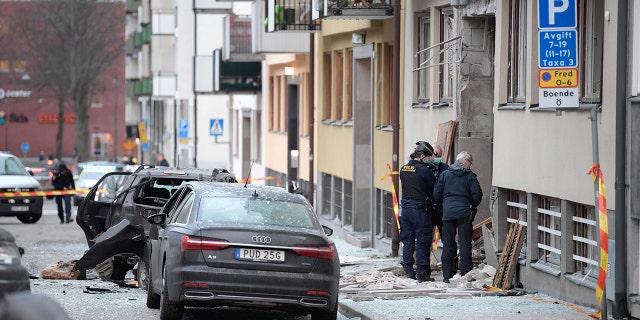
{"left": 340, "top": 260, "right": 502, "bottom": 301}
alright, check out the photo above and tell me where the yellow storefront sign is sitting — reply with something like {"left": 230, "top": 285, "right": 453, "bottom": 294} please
{"left": 138, "top": 122, "right": 148, "bottom": 143}
{"left": 538, "top": 68, "right": 578, "bottom": 88}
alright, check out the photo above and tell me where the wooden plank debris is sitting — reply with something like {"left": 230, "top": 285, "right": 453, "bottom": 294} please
{"left": 492, "top": 223, "right": 526, "bottom": 290}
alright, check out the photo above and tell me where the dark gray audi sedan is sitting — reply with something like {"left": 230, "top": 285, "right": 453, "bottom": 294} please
{"left": 145, "top": 181, "right": 340, "bottom": 320}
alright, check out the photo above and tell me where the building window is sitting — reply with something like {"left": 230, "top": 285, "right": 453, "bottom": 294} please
{"left": 253, "top": 110, "right": 261, "bottom": 162}
{"left": 577, "top": 0, "right": 603, "bottom": 103}
{"left": 573, "top": 203, "right": 598, "bottom": 279}
{"left": 333, "top": 176, "right": 343, "bottom": 223}
{"left": 416, "top": 12, "right": 431, "bottom": 102}
{"left": 323, "top": 53, "right": 332, "bottom": 121}
{"left": 343, "top": 180, "right": 353, "bottom": 226}
{"left": 506, "top": 189, "right": 527, "bottom": 227}
{"left": 300, "top": 72, "right": 309, "bottom": 136}
{"left": 507, "top": 0, "right": 527, "bottom": 103}
{"left": 268, "top": 77, "right": 275, "bottom": 131}
{"left": 439, "top": 8, "right": 454, "bottom": 102}
{"left": 385, "top": 43, "right": 393, "bottom": 126}
{"left": 335, "top": 50, "right": 343, "bottom": 122}
{"left": 536, "top": 196, "right": 561, "bottom": 267}
{"left": 321, "top": 172, "right": 332, "bottom": 217}
{"left": 281, "top": 75, "right": 287, "bottom": 132}
{"left": 375, "top": 188, "right": 395, "bottom": 239}
{"left": 346, "top": 49, "right": 353, "bottom": 121}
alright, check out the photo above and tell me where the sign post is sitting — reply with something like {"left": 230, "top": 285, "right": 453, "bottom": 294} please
{"left": 538, "top": 0, "right": 579, "bottom": 109}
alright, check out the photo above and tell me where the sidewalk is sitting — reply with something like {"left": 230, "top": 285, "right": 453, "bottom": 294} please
{"left": 332, "top": 236, "right": 597, "bottom": 320}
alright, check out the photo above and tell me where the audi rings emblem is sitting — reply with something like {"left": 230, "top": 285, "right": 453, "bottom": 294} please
{"left": 251, "top": 236, "right": 272, "bottom": 244}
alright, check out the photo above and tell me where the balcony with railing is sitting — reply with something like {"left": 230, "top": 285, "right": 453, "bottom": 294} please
{"left": 132, "top": 78, "right": 153, "bottom": 96}
{"left": 193, "top": 0, "right": 233, "bottom": 13}
{"left": 266, "top": 0, "right": 320, "bottom": 32}
{"left": 223, "top": 14, "right": 264, "bottom": 61}
{"left": 125, "top": 34, "right": 137, "bottom": 56}
{"left": 213, "top": 49, "right": 261, "bottom": 93}
{"left": 313, "top": 0, "right": 393, "bottom": 19}
{"left": 251, "top": 0, "right": 311, "bottom": 53}
{"left": 126, "top": 0, "right": 141, "bottom": 13}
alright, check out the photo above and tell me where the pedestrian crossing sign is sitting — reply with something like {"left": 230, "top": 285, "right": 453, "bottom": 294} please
{"left": 210, "top": 119, "right": 223, "bottom": 137}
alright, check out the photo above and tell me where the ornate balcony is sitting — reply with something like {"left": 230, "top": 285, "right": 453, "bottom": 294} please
{"left": 313, "top": 0, "right": 393, "bottom": 19}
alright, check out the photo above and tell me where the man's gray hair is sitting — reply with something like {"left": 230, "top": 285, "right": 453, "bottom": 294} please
{"left": 455, "top": 151, "right": 473, "bottom": 164}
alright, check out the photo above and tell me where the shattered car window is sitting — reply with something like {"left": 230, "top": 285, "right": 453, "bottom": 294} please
{"left": 198, "top": 197, "right": 314, "bottom": 228}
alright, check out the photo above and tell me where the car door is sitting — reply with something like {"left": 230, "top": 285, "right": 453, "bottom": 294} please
{"left": 149, "top": 187, "right": 191, "bottom": 293}
{"left": 77, "top": 172, "right": 131, "bottom": 246}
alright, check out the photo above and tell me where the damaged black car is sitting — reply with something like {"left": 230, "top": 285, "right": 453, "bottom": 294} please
{"left": 73, "top": 165, "right": 237, "bottom": 286}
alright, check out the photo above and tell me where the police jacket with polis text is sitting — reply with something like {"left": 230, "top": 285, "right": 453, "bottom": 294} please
{"left": 432, "top": 162, "right": 482, "bottom": 221}
{"left": 399, "top": 159, "right": 436, "bottom": 209}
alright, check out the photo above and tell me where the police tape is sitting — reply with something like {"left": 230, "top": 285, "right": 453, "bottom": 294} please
{"left": 238, "top": 176, "right": 282, "bottom": 187}
{"left": 587, "top": 164, "right": 609, "bottom": 319}
{"left": 381, "top": 163, "right": 400, "bottom": 232}
{"left": 0, "top": 190, "right": 81, "bottom": 198}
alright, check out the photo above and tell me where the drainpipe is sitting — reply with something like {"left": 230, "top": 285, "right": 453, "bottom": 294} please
{"left": 613, "top": 0, "right": 628, "bottom": 318}
{"left": 309, "top": 34, "right": 315, "bottom": 206}
{"left": 390, "top": 0, "right": 401, "bottom": 257}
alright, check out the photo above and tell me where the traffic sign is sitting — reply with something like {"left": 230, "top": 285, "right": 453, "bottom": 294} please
{"left": 210, "top": 119, "right": 223, "bottom": 137}
{"left": 538, "top": 30, "right": 577, "bottom": 68}
{"left": 538, "top": 0, "right": 576, "bottom": 29}
{"left": 20, "top": 142, "right": 30, "bottom": 153}
{"left": 539, "top": 88, "right": 579, "bottom": 108}
{"left": 179, "top": 120, "right": 188, "bottom": 139}
{"left": 539, "top": 68, "right": 578, "bottom": 88}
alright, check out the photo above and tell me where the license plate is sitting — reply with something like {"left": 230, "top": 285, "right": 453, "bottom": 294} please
{"left": 10, "top": 206, "right": 29, "bottom": 212}
{"left": 235, "top": 248, "right": 285, "bottom": 262}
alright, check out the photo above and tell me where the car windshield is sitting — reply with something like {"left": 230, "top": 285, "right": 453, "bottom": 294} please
{"left": 81, "top": 171, "right": 110, "bottom": 179}
{"left": 198, "top": 197, "right": 315, "bottom": 228}
{"left": 2, "top": 157, "right": 30, "bottom": 176}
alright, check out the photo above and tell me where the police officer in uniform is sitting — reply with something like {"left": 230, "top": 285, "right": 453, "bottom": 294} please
{"left": 399, "top": 141, "right": 437, "bottom": 282}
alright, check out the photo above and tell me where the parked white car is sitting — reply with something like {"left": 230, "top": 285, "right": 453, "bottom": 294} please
{"left": 0, "top": 153, "right": 44, "bottom": 223}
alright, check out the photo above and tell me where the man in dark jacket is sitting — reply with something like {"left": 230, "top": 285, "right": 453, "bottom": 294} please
{"left": 399, "top": 141, "right": 437, "bottom": 282}
{"left": 426, "top": 143, "right": 449, "bottom": 239}
{"left": 433, "top": 151, "right": 482, "bottom": 282}
{"left": 51, "top": 163, "right": 75, "bottom": 224}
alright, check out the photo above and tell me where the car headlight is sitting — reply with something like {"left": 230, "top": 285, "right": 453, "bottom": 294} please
{"left": 0, "top": 244, "right": 22, "bottom": 265}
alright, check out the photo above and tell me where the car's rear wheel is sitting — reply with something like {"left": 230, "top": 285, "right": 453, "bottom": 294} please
{"left": 160, "top": 265, "right": 183, "bottom": 320}
{"left": 146, "top": 264, "right": 160, "bottom": 308}
{"left": 17, "top": 213, "right": 41, "bottom": 224}
{"left": 311, "top": 307, "right": 338, "bottom": 320}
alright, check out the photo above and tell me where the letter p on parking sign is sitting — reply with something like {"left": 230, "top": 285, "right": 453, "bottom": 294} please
{"left": 538, "top": 0, "right": 576, "bottom": 29}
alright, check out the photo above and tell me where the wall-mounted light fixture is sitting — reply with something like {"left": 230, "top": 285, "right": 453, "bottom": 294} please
{"left": 451, "top": 0, "right": 468, "bottom": 9}
{"left": 284, "top": 67, "right": 295, "bottom": 76}
{"left": 352, "top": 33, "right": 365, "bottom": 45}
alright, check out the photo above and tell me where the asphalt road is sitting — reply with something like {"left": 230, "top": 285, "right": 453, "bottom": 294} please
{"left": 0, "top": 199, "right": 349, "bottom": 320}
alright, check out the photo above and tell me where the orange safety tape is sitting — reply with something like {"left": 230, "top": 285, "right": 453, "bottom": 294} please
{"left": 381, "top": 163, "right": 400, "bottom": 232}
{"left": 238, "top": 176, "right": 282, "bottom": 187}
{"left": 587, "top": 163, "right": 609, "bottom": 319}
{"left": 0, "top": 190, "right": 78, "bottom": 198}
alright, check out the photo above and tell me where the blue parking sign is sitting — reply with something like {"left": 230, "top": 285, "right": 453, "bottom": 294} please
{"left": 20, "top": 142, "right": 30, "bottom": 153}
{"left": 538, "top": 0, "right": 576, "bottom": 29}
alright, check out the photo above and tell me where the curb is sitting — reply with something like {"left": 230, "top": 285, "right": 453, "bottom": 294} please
{"left": 338, "top": 300, "right": 373, "bottom": 320}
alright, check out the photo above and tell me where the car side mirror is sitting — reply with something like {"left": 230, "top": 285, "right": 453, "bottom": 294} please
{"left": 322, "top": 226, "right": 333, "bottom": 236}
{"left": 147, "top": 213, "right": 166, "bottom": 225}
{"left": 27, "top": 170, "right": 34, "bottom": 176}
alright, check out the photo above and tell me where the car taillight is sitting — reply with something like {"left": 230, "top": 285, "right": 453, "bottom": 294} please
{"left": 180, "top": 235, "right": 229, "bottom": 252}
{"left": 292, "top": 245, "right": 335, "bottom": 261}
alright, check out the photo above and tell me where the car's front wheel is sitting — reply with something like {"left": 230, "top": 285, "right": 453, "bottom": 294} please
{"left": 17, "top": 213, "right": 41, "bottom": 224}
{"left": 146, "top": 263, "right": 160, "bottom": 308}
{"left": 160, "top": 265, "right": 183, "bottom": 320}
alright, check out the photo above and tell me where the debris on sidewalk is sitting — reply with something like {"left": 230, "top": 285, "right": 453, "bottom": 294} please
{"left": 41, "top": 260, "right": 85, "bottom": 280}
